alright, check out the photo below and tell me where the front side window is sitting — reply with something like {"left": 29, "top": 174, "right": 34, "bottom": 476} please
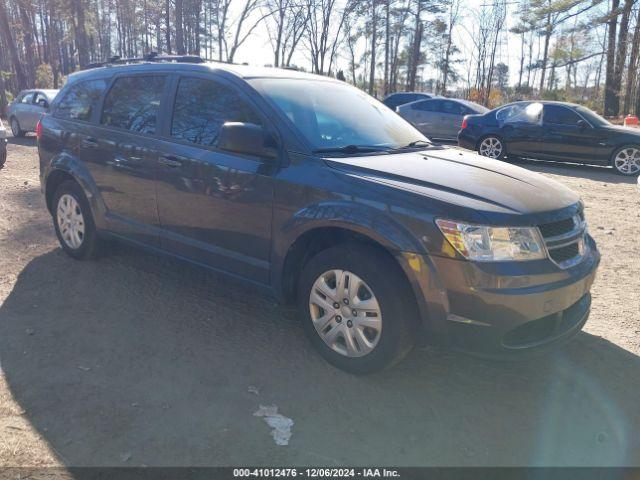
{"left": 171, "top": 77, "right": 263, "bottom": 146}
{"left": 101, "top": 76, "right": 166, "bottom": 134}
{"left": 56, "top": 79, "right": 107, "bottom": 121}
{"left": 441, "top": 101, "right": 464, "bottom": 115}
{"left": 251, "top": 78, "right": 426, "bottom": 151}
{"left": 544, "top": 105, "right": 582, "bottom": 125}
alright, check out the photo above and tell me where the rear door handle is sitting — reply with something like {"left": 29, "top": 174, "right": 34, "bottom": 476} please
{"left": 159, "top": 155, "right": 183, "bottom": 168}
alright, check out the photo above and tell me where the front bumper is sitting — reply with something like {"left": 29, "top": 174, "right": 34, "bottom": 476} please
{"left": 402, "top": 235, "right": 600, "bottom": 356}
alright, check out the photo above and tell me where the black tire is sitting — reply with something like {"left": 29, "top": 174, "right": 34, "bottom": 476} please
{"left": 297, "top": 243, "right": 417, "bottom": 374}
{"left": 52, "top": 180, "right": 102, "bottom": 260}
{"left": 477, "top": 135, "right": 506, "bottom": 160}
{"left": 10, "top": 117, "right": 24, "bottom": 138}
{"left": 610, "top": 145, "right": 640, "bottom": 176}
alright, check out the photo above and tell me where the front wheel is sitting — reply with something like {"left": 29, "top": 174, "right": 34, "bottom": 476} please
{"left": 477, "top": 136, "right": 506, "bottom": 159}
{"left": 611, "top": 146, "right": 640, "bottom": 176}
{"left": 52, "top": 180, "right": 102, "bottom": 260}
{"left": 10, "top": 117, "right": 24, "bottom": 138}
{"left": 297, "top": 243, "right": 417, "bottom": 374}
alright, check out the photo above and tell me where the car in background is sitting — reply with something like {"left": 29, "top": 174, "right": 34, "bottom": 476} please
{"left": 0, "top": 118, "right": 6, "bottom": 167}
{"left": 382, "top": 92, "right": 435, "bottom": 110}
{"left": 397, "top": 98, "right": 488, "bottom": 141}
{"left": 459, "top": 100, "right": 640, "bottom": 176}
{"left": 7, "top": 89, "right": 59, "bottom": 137}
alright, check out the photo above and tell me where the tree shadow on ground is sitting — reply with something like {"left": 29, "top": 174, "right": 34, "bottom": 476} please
{"left": 0, "top": 246, "right": 638, "bottom": 467}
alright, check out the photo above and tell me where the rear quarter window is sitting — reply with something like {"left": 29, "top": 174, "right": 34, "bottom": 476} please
{"left": 55, "top": 79, "right": 107, "bottom": 121}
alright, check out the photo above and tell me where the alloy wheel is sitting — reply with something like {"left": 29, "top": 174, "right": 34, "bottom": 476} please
{"left": 309, "top": 269, "right": 382, "bottom": 358}
{"left": 478, "top": 137, "right": 503, "bottom": 159}
{"left": 57, "top": 194, "right": 85, "bottom": 249}
{"left": 613, "top": 147, "right": 640, "bottom": 175}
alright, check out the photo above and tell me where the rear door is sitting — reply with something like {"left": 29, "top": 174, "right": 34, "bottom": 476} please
{"left": 84, "top": 74, "right": 169, "bottom": 246}
{"left": 155, "top": 74, "right": 276, "bottom": 283}
{"left": 407, "top": 99, "right": 440, "bottom": 138}
{"left": 30, "top": 92, "right": 50, "bottom": 129}
{"left": 496, "top": 102, "right": 545, "bottom": 157}
{"left": 438, "top": 100, "right": 466, "bottom": 140}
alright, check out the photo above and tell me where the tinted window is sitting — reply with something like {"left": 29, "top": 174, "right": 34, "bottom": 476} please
{"left": 21, "top": 93, "right": 34, "bottom": 104}
{"left": 413, "top": 100, "right": 436, "bottom": 112}
{"left": 56, "top": 79, "right": 107, "bottom": 121}
{"left": 101, "top": 76, "right": 166, "bottom": 134}
{"left": 441, "top": 100, "right": 465, "bottom": 115}
{"left": 496, "top": 103, "right": 542, "bottom": 125}
{"left": 544, "top": 105, "right": 581, "bottom": 125}
{"left": 171, "top": 77, "right": 263, "bottom": 147}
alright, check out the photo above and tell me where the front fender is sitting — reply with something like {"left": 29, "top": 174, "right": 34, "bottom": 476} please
{"left": 43, "top": 152, "right": 108, "bottom": 229}
{"left": 272, "top": 200, "right": 448, "bottom": 336}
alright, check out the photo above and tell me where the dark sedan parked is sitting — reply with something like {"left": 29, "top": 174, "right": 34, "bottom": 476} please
{"left": 458, "top": 101, "right": 640, "bottom": 175}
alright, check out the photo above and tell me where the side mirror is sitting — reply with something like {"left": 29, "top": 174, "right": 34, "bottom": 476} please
{"left": 37, "top": 99, "right": 49, "bottom": 109}
{"left": 218, "top": 122, "right": 277, "bottom": 160}
{"left": 577, "top": 119, "right": 588, "bottom": 129}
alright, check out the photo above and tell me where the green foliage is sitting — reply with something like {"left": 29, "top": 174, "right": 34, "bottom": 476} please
{"left": 35, "top": 64, "right": 54, "bottom": 89}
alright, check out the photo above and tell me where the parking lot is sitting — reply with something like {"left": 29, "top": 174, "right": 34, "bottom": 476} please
{"left": 0, "top": 136, "right": 639, "bottom": 467}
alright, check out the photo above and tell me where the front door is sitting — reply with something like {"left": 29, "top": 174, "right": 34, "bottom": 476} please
{"left": 155, "top": 75, "right": 275, "bottom": 284}
{"left": 540, "top": 104, "right": 608, "bottom": 163}
{"left": 82, "top": 74, "right": 169, "bottom": 246}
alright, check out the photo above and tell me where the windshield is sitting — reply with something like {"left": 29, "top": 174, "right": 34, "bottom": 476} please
{"left": 250, "top": 78, "right": 428, "bottom": 152}
{"left": 574, "top": 106, "right": 610, "bottom": 127}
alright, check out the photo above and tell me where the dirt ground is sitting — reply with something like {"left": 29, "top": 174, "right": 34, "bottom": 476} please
{"left": 0, "top": 136, "right": 639, "bottom": 467}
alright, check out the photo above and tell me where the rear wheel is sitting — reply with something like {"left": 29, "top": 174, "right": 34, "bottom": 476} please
{"left": 297, "top": 243, "right": 417, "bottom": 374}
{"left": 611, "top": 146, "right": 640, "bottom": 176}
{"left": 477, "top": 135, "right": 505, "bottom": 159}
{"left": 10, "top": 117, "right": 24, "bottom": 138}
{"left": 52, "top": 180, "right": 102, "bottom": 260}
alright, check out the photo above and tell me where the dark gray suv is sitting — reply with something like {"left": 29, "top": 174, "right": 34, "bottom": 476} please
{"left": 38, "top": 56, "right": 600, "bottom": 373}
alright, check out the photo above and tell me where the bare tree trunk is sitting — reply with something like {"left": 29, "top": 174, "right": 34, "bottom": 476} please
{"left": 611, "top": 0, "right": 633, "bottom": 116}
{"left": 604, "top": 0, "right": 620, "bottom": 116}
{"left": 623, "top": 8, "right": 640, "bottom": 114}
{"left": 539, "top": 13, "right": 552, "bottom": 96}
{"left": 18, "top": 0, "right": 37, "bottom": 86}
{"left": 0, "top": 0, "right": 28, "bottom": 88}
{"left": 74, "top": 0, "right": 90, "bottom": 67}
{"left": 175, "top": 0, "right": 185, "bottom": 54}
{"left": 165, "top": 0, "right": 172, "bottom": 53}
{"left": 368, "top": 0, "right": 377, "bottom": 95}
{"left": 383, "top": 0, "right": 390, "bottom": 95}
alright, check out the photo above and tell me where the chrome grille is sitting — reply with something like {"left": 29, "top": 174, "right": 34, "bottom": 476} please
{"left": 538, "top": 214, "right": 587, "bottom": 269}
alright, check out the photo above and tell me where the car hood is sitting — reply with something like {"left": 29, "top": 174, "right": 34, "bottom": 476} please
{"left": 324, "top": 147, "right": 580, "bottom": 216}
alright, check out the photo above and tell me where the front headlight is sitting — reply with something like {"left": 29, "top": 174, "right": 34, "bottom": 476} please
{"left": 436, "top": 219, "right": 546, "bottom": 262}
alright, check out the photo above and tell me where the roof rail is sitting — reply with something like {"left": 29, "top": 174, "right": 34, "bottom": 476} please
{"left": 83, "top": 52, "right": 205, "bottom": 70}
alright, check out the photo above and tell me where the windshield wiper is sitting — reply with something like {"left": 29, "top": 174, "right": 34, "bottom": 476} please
{"left": 312, "top": 145, "right": 392, "bottom": 155}
{"left": 396, "top": 139, "right": 433, "bottom": 149}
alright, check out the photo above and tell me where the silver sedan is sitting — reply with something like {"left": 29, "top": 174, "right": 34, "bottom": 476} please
{"left": 7, "top": 89, "right": 59, "bottom": 137}
{"left": 397, "top": 98, "right": 488, "bottom": 141}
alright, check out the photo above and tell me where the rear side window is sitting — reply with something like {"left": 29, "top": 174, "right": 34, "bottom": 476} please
{"left": 56, "top": 79, "right": 107, "bottom": 121}
{"left": 101, "top": 76, "right": 166, "bottom": 134}
{"left": 171, "top": 77, "right": 262, "bottom": 146}
{"left": 21, "top": 93, "right": 35, "bottom": 104}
